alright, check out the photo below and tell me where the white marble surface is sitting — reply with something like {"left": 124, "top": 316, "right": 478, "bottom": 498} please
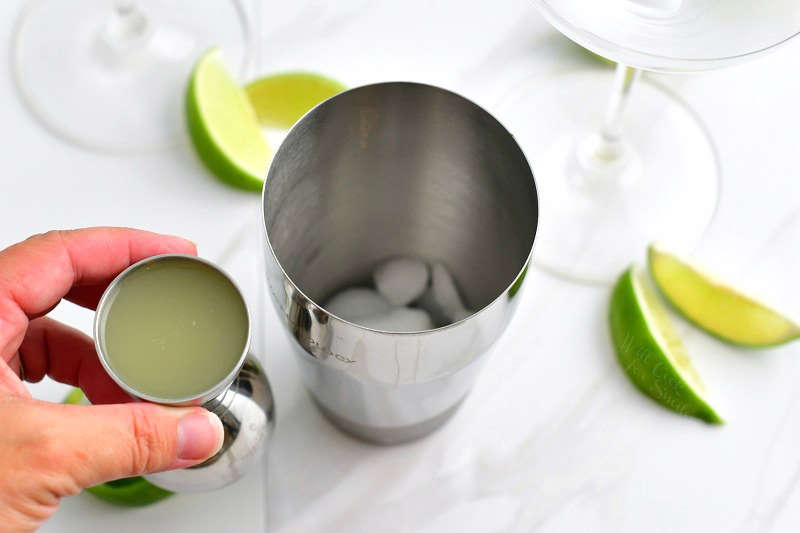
{"left": 2, "top": 0, "right": 800, "bottom": 531}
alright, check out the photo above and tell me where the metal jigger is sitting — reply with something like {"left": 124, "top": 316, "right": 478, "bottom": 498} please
{"left": 145, "top": 354, "right": 275, "bottom": 492}
{"left": 93, "top": 255, "right": 276, "bottom": 492}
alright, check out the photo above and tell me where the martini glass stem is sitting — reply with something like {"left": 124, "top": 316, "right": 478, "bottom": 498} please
{"left": 575, "top": 63, "right": 641, "bottom": 173}
{"left": 97, "top": 1, "right": 151, "bottom": 66}
{"left": 106, "top": 2, "right": 150, "bottom": 45}
{"left": 601, "top": 64, "right": 640, "bottom": 149}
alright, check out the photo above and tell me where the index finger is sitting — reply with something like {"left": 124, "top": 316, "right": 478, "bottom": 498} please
{"left": 0, "top": 227, "right": 196, "bottom": 361}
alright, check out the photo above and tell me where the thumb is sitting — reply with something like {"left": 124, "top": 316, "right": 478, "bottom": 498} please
{"left": 32, "top": 401, "right": 224, "bottom": 489}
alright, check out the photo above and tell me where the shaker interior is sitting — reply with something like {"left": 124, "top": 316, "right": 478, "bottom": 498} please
{"left": 264, "top": 83, "right": 538, "bottom": 311}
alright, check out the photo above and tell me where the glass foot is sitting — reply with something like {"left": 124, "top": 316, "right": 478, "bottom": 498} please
{"left": 12, "top": 0, "right": 250, "bottom": 153}
{"left": 494, "top": 69, "right": 720, "bottom": 284}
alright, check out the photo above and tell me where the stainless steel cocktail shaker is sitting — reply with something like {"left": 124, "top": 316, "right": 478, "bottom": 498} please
{"left": 262, "top": 82, "right": 538, "bottom": 444}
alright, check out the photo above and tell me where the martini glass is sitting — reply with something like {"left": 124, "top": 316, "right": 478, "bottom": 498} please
{"left": 497, "top": 0, "right": 800, "bottom": 284}
{"left": 12, "top": 0, "right": 253, "bottom": 154}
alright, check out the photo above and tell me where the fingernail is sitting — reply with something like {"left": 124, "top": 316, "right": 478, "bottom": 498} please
{"left": 176, "top": 410, "right": 224, "bottom": 462}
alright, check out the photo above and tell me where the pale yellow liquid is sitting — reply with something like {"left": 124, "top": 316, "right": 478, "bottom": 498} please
{"left": 103, "top": 258, "right": 248, "bottom": 400}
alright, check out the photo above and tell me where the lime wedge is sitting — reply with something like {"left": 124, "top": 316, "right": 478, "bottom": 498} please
{"left": 186, "top": 47, "right": 270, "bottom": 192}
{"left": 62, "top": 386, "right": 85, "bottom": 406}
{"left": 648, "top": 244, "right": 800, "bottom": 347}
{"left": 62, "top": 388, "right": 173, "bottom": 506}
{"left": 245, "top": 72, "right": 346, "bottom": 129}
{"left": 610, "top": 267, "right": 722, "bottom": 424}
{"left": 585, "top": 48, "right": 615, "bottom": 66}
{"left": 85, "top": 477, "right": 173, "bottom": 507}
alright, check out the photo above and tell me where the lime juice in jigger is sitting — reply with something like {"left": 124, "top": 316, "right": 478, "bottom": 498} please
{"left": 100, "top": 256, "right": 249, "bottom": 402}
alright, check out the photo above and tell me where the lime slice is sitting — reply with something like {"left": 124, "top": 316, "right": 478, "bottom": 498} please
{"left": 610, "top": 267, "right": 722, "bottom": 424}
{"left": 62, "top": 386, "right": 85, "bottom": 406}
{"left": 62, "top": 387, "right": 87, "bottom": 406}
{"left": 85, "top": 477, "right": 173, "bottom": 507}
{"left": 648, "top": 244, "right": 800, "bottom": 347}
{"left": 186, "top": 47, "right": 270, "bottom": 192}
{"left": 585, "top": 48, "right": 616, "bottom": 66}
{"left": 245, "top": 72, "right": 346, "bottom": 129}
{"left": 63, "top": 388, "right": 174, "bottom": 506}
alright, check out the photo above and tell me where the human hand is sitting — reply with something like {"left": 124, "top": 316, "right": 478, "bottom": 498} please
{"left": 0, "top": 228, "right": 224, "bottom": 531}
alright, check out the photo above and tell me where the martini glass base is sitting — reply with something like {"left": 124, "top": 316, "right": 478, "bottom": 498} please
{"left": 12, "top": 0, "right": 249, "bottom": 153}
{"left": 496, "top": 69, "right": 720, "bottom": 284}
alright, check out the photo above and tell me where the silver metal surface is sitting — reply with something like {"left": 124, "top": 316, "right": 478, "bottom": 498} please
{"left": 94, "top": 254, "right": 251, "bottom": 406}
{"left": 262, "top": 82, "right": 538, "bottom": 444}
{"left": 93, "top": 255, "right": 275, "bottom": 491}
{"left": 145, "top": 354, "right": 275, "bottom": 492}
